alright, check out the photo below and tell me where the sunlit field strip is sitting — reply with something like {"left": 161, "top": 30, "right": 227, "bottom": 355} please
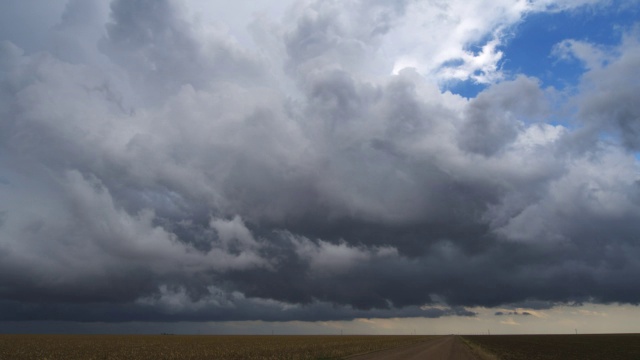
{"left": 0, "top": 334, "right": 436, "bottom": 360}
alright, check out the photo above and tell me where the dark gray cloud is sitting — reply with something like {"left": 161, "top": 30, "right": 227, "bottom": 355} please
{"left": 575, "top": 35, "right": 640, "bottom": 151}
{"left": 0, "top": 0, "right": 639, "bottom": 325}
{"left": 495, "top": 311, "right": 531, "bottom": 316}
{"left": 0, "top": 298, "right": 474, "bottom": 323}
{"left": 457, "top": 76, "right": 546, "bottom": 156}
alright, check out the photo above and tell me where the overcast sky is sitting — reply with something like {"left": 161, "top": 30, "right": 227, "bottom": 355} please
{"left": 1, "top": 0, "right": 640, "bottom": 334}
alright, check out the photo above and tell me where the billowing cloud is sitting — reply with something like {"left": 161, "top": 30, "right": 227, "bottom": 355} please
{"left": 1, "top": 0, "right": 639, "bottom": 324}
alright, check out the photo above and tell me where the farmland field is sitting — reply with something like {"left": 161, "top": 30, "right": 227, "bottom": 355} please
{"left": 0, "top": 334, "right": 435, "bottom": 360}
{"left": 462, "top": 334, "right": 640, "bottom": 360}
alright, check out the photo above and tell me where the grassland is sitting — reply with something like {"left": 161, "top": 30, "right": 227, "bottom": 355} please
{"left": 0, "top": 334, "right": 434, "bottom": 360}
{"left": 462, "top": 334, "right": 640, "bottom": 360}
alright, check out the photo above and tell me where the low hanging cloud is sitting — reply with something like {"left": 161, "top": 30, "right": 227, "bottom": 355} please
{"left": 0, "top": 0, "right": 639, "bottom": 323}
{"left": 495, "top": 311, "right": 532, "bottom": 316}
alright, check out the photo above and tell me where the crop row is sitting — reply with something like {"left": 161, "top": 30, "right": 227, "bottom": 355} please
{"left": 0, "top": 334, "right": 434, "bottom": 360}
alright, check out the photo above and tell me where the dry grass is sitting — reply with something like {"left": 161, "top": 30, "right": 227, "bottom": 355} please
{"left": 459, "top": 336, "right": 499, "bottom": 360}
{"left": 0, "top": 334, "right": 435, "bottom": 360}
{"left": 462, "top": 334, "right": 640, "bottom": 360}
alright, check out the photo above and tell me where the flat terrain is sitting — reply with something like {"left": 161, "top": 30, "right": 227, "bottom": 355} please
{"left": 348, "top": 335, "right": 479, "bottom": 360}
{"left": 463, "top": 334, "right": 640, "bottom": 360}
{"left": 0, "top": 334, "right": 433, "bottom": 360}
{"left": 3, "top": 333, "right": 639, "bottom": 359}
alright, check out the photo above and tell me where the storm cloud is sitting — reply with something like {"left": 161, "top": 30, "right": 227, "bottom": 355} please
{"left": 1, "top": 0, "right": 639, "bottom": 323}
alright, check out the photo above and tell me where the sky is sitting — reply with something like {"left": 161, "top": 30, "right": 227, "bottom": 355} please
{"left": 0, "top": 0, "right": 639, "bottom": 335}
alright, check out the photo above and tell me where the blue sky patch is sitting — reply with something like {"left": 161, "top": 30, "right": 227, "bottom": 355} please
{"left": 502, "top": 2, "right": 639, "bottom": 89}
{"left": 445, "top": 1, "right": 639, "bottom": 98}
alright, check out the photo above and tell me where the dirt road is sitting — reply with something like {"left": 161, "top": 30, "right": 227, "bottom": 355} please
{"left": 347, "top": 335, "right": 480, "bottom": 360}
